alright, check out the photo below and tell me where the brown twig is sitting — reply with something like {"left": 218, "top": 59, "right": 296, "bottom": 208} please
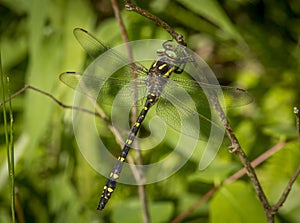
{"left": 171, "top": 141, "right": 286, "bottom": 223}
{"left": 211, "top": 95, "right": 273, "bottom": 222}
{"left": 0, "top": 83, "right": 145, "bottom": 180}
{"left": 294, "top": 107, "right": 300, "bottom": 147}
{"left": 171, "top": 186, "right": 219, "bottom": 223}
{"left": 0, "top": 84, "right": 122, "bottom": 146}
{"left": 270, "top": 108, "right": 300, "bottom": 211}
{"left": 183, "top": 53, "right": 273, "bottom": 220}
{"left": 272, "top": 165, "right": 300, "bottom": 212}
{"left": 15, "top": 190, "right": 25, "bottom": 223}
{"left": 110, "top": 1, "right": 150, "bottom": 222}
{"left": 124, "top": 0, "right": 185, "bottom": 45}
{"left": 0, "top": 84, "right": 103, "bottom": 119}
{"left": 225, "top": 141, "right": 286, "bottom": 184}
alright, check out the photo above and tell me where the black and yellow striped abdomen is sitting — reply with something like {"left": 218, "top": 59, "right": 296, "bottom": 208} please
{"left": 97, "top": 93, "right": 158, "bottom": 210}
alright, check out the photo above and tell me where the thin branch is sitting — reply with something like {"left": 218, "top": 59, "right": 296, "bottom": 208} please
{"left": 171, "top": 186, "right": 219, "bottom": 223}
{"left": 110, "top": 1, "right": 150, "bottom": 222}
{"left": 0, "top": 84, "right": 103, "bottom": 119}
{"left": 110, "top": 0, "right": 140, "bottom": 169}
{"left": 185, "top": 53, "right": 273, "bottom": 219}
{"left": 1, "top": 84, "right": 145, "bottom": 180}
{"left": 272, "top": 165, "right": 300, "bottom": 212}
{"left": 171, "top": 141, "right": 286, "bottom": 223}
{"left": 15, "top": 190, "right": 25, "bottom": 223}
{"left": 225, "top": 141, "right": 286, "bottom": 184}
{"left": 211, "top": 95, "right": 273, "bottom": 222}
{"left": 294, "top": 107, "right": 300, "bottom": 147}
{"left": 112, "top": 0, "right": 130, "bottom": 47}
{"left": 124, "top": 0, "right": 185, "bottom": 45}
{"left": 0, "top": 84, "right": 116, "bottom": 147}
{"left": 271, "top": 108, "right": 300, "bottom": 211}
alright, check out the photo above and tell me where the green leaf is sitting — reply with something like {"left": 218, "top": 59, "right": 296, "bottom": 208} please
{"left": 177, "top": 0, "right": 243, "bottom": 41}
{"left": 23, "top": 0, "right": 94, "bottom": 163}
{"left": 48, "top": 173, "right": 83, "bottom": 223}
{"left": 259, "top": 142, "right": 300, "bottom": 203}
{"left": 211, "top": 181, "right": 266, "bottom": 223}
{"left": 1, "top": 32, "right": 27, "bottom": 71}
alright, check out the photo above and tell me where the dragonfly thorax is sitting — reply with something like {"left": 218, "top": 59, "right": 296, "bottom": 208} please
{"left": 148, "top": 59, "right": 174, "bottom": 78}
{"left": 147, "top": 59, "right": 175, "bottom": 96}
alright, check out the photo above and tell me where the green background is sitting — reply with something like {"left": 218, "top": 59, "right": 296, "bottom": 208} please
{"left": 1, "top": 0, "right": 300, "bottom": 222}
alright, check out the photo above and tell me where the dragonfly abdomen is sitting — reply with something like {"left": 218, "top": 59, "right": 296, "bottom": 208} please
{"left": 97, "top": 93, "right": 158, "bottom": 210}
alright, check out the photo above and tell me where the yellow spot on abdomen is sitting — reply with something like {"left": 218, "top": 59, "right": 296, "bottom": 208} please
{"left": 126, "top": 139, "right": 133, "bottom": 145}
{"left": 118, "top": 156, "right": 125, "bottom": 162}
{"left": 108, "top": 187, "right": 114, "bottom": 193}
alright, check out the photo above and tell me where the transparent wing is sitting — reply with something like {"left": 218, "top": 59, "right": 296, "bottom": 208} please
{"left": 61, "top": 28, "right": 150, "bottom": 107}
{"left": 66, "top": 28, "right": 252, "bottom": 138}
{"left": 73, "top": 27, "right": 253, "bottom": 108}
{"left": 157, "top": 77, "right": 253, "bottom": 140}
{"left": 157, "top": 79, "right": 224, "bottom": 140}
{"left": 73, "top": 27, "right": 145, "bottom": 72}
{"left": 59, "top": 71, "right": 147, "bottom": 107}
{"left": 172, "top": 76, "right": 253, "bottom": 108}
{"left": 73, "top": 28, "right": 109, "bottom": 59}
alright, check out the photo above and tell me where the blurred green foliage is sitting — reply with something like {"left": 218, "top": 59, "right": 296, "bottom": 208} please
{"left": 0, "top": 0, "right": 300, "bottom": 222}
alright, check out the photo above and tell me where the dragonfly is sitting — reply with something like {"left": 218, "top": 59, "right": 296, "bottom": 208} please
{"left": 60, "top": 28, "right": 253, "bottom": 210}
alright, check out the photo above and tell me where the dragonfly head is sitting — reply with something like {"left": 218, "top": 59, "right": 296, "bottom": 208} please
{"left": 156, "top": 40, "right": 192, "bottom": 75}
